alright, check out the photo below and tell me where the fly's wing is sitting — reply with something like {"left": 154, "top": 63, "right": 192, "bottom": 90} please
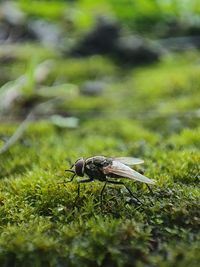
{"left": 111, "top": 157, "right": 144, "bottom": 165}
{"left": 103, "top": 161, "right": 155, "bottom": 184}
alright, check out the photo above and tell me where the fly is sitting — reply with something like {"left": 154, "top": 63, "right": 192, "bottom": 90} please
{"left": 65, "top": 156, "right": 155, "bottom": 206}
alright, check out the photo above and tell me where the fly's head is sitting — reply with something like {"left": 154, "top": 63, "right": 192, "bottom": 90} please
{"left": 74, "top": 158, "right": 85, "bottom": 177}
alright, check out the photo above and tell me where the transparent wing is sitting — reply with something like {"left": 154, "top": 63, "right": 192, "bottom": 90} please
{"left": 103, "top": 161, "right": 155, "bottom": 184}
{"left": 111, "top": 157, "right": 144, "bottom": 165}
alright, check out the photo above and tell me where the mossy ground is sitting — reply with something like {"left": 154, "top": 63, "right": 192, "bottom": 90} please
{"left": 0, "top": 1, "right": 200, "bottom": 266}
{"left": 0, "top": 50, "right": 200, "bottom": 267}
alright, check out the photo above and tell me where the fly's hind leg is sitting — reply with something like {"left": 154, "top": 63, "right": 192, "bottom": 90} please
{"left": 106, "top": 180, "right": 143, "bottom": 206}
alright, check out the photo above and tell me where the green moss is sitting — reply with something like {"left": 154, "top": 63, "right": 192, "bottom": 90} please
{"left": 169, "top": 127, "right": 200, "bottom": 149}
{"left": 0, "top": 117, "right": 199, "bottom": 266}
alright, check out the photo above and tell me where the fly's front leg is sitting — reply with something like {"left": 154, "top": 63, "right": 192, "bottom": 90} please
{"left": 73, "top": 178, "right": 92, "bottom": 206}
{"left": 106, "top": 180, "right": 143, "bottom": 206}
{"left": 65, "top": 157, "right": 74, "bottom": 168}
{"left": 76, "top": 178, "right": 93, "bottom": 198}
{"left": 65, "top": 170, "right": 75, "bottom": 174}
{"left": 74, "top": 182, "right": 80, "bottom": 206}
{"left": 61, "top": 170, "right": 76, "bottom": 184}
{"left": 67, "top": 173, "right": 76, "bottom": 183}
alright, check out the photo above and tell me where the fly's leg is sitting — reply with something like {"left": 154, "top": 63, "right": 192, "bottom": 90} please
{"left": 106, "top": 180, "right": 143, "bottom": 206}
{"left": 57, "top": 171, "right": 76, "bottom": 207}
{"left": 74, "top": 178, "right": 93, "bottom": 204}
{"left": 66, "top": 172, "right": 76, "bottom": 183}
{"left": 78, "top": 178, "right": 93, "bottom": 184}
{"left": 100, "top": 181, "right": 107, "bottom": 210}
{"left": 66, "top": 157, "right": 74, "bottom": 168}
{"left": 74, "top": 182, "right": 80, "bottom": 206}
{"left": 65, "top": 170, "right": 76, "bottom": 178}
{"left": 58, "top": 172, "right": 76, "bottom": 186}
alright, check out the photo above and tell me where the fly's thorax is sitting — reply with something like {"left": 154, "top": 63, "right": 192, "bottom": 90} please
{"left": 85, "top": 156, "right": 105, "bottom": 164}
{"left": 74, "top": 158, "right": 85, "bottom": 177}
{"left": 85, "top": 156, "right": 111, "bottom": 167}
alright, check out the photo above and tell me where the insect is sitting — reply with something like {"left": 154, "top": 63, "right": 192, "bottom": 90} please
{"left": 65, "top": 156, "right": 155, "bottom": 206}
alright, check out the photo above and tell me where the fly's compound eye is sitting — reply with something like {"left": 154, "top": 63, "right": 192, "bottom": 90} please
{"left": 75, "top": 158, "right": 85, "bottom": 177}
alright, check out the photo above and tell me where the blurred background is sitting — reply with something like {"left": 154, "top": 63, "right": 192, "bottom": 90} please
{"left": 0, "top": 0, "right": 200, "bottom": 138}
{"left": 0, "top": 2, "right": 200, "bottom": 266}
